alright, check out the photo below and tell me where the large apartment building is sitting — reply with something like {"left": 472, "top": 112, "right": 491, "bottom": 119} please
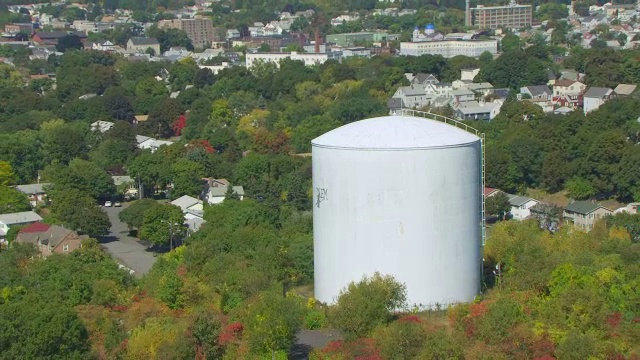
{"left": 470, "top": 1, "right": 532, "bottom": 30}
{"left": 158, "top": 17, "right": 217, "bottom": 49}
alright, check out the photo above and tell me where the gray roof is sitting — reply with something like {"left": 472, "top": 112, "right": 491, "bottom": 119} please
{"left": 523, "top": 85, "right": 551, "bottom": 97}
{"left": 455, "top": 102, "right": 498, "bottom": 115}
{"left": 494, "top": 88, "right": 510, "bottom": 98}
{"left": 129, "top": 37, "right": 159, "bottom": 46}
{"left": 135, "top": 135, "right": 152, "bottom": 144}
{"left": 507, "top": 194, "right": 536, "bottom": 207}
{"left": 614, "top": 84, "right": 636, "bottom": 96}
{"left": 14, "top": 183, "right": 51, "bottom": 195}
{"left": 208, "top": 186, "right": 245, "bottom": 197}
{"left": 565, "top": 201, "right": 611, "bottom": 215}
{"left": 397, "top": 85, "right": 426, "bottom": 96}
{"left": 413, "top": 73, "right": 438, "bottom": 84}
{"left": 450, "top": 88, "right": 475, "bottom": 96}
{"left": 387, "top": 97, "right": 405, "bottom": 109}
{"left": 583, "top": 87, "right": 613, "bottom": 98}
{"left": 171, "top": 195, "right": 202, "bottom": 212}
{"left": 0, "top": 211, "right": 43, "bottom": 225}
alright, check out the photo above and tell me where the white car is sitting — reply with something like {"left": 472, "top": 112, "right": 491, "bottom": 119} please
{"left": 104, "top": 201, "right": 112, "bottom": 207}
{"left": 114, "top": 201, "right": 122, "bottom": 207}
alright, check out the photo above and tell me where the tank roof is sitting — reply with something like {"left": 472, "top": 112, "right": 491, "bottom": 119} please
{"left": 312, "top": 115, "right": 480, "bottom": 150}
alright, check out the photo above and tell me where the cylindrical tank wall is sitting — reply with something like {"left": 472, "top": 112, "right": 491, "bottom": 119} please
{"left": 312, "top": 129, "right": 481, "bottom": 308}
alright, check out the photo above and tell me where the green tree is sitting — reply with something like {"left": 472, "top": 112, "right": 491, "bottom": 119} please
{"left": 0, "top": 161, "right": 15, "bottom": 186}
{"left": 171, "top": 159, "right": 205, "bottom": 198}
{"left": 56, "top": 34, "right": 84, "bottom": 52}
{"left": 372, "top": 318, "right": 427, "bottom": 359}
{"left": 536, "top": 3, "right": 569, "bottom": 21}
{"left": 49, "top": 189, "right": 111, "bottom": 237}
{"left": 118, "top": 198, "right": 157, "bottom": 231}
{"left": 191, "top": 311, "right": 222, "bottom": 359}
{"left": 0, "top": 186, "right": 30, "bottom": 214}
{"left": 501, "top": 33, "right": 523, "bottom": 52}
{"left": 486, "top": 192, "right": 512, "bottom": 220}
{"left": 44, "top": 158, "right": 115, "bottom": 201}
{"left": 244, "top": 291, "right": 304, "bottom": 357}
{"left": 139, "top": 204, "right": 184, "bottom": 248}
{"left": 330, "top": 272, "right": 407, "bottom": 339}
{"left": 0, "top": 302, "right": 90, "bottom": 359}
{"left": 41, "top": 121, "right": 89, "bottom": 165}
{"left": 565, "top": 177, "right": 596, "bottom": 200}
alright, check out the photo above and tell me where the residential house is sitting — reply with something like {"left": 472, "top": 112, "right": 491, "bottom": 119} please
{"left": 387, "top": 98, "right": 405, "bottom": 115}
{"left": 204, "top": 178, "right": 244, "bottom": 204}
{"left": 133, "top": 115, "right": 149, "bottom": 125}
{"left": 112, "top": 176, "right": 138, "bottom": 199}
{"left": 170, "top": 195, "right": 206, "bottom": 234}
{"left": 563, "top": 201, "right": 612, "bottom": 231}
{"left": 583, "top": 87, "right": 615, "bottom": 114}
{"left": 0, "top": 211, "right": 43, "bottom": 243}
{"left": 410, "top": 73, "right": 439, "bottom": 86}
{"left": 88, "top": 39, "right": 119, "bottom": 52}
{"left": 126, "top": 37, "right": 160, "bottom": 55}
{"left": 506, "top": 194, "right": 539, "bottom": 220}
{"left": 465, "top": 82, "right": 494, "bottom": 98}
{"left": 484, "top": 187, "right": 500, "bottom": 198}
{"left": 392, "top": 85, "right": 430, "bottom": 109}
{"left": 461, "top": 67, "right": 480, "bottom": 81}
{"left": 14, "top": 183, "right": 51, "bottom": 207}
{"left": 15, "top": 222, "right": 87, "bottom": 257}
{"left": 614, "top": 202, "right": 640, "bottom": 214}
{"left": 136, "top": 135, "right": 174, "bottom": 153}
{"left": 613, "top": 84, "right": 636, "bottom": 97}
{"left": 450, "top": 88, "right": 475, "bottom": 104}
{"left": 520, "top": 85, "right": 552, "bottom": 100}
{"left": 90, "top": 120, "right": 114, "bottom": 133}
{"left": 454, "top": 100, "right": 502, "bottom": 120}
{"left": 553, "top": 79, "right": 586, "bottom": 96}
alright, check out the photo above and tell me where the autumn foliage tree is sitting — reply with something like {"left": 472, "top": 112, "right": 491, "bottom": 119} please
{"left": 172, "top": 114, "right": 187, "bottom": 136}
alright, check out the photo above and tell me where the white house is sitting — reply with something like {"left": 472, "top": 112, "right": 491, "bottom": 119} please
{"left": 392, "top": 85, "right": 431, "bottom": 108}
{"left": 136, "top": 135, "right": 174, "bottom": 153}
{"left": 170, "top": 195, "right": 206, "bottom": 234}
{"left": 14, "top": 184, "right": 50, "bottom": 208}
{"left": 90, "top": 120, "right": 114, "bottom": 133}
{"left": 506, "top": 195, "right": 539, "bottom": 220}
{"left": 553, "top": 79, "right": 586, "bottom": 96}
{"left": 461, "top": 67, "right": 480, "bottom": 81}
{"left": 0, "top": 211, "right": 43, "bottom": 243}
{"left": 454, "top": 100, "right": 503, "bottom": 121}
{"left": 583, "top": 87, "right": 615, "bottom": 114}
{"left": 204, "top": 178, "right": 244, "bottom": 204}
{"left": 520, "top": 85, "right": 552, "bottom": 100}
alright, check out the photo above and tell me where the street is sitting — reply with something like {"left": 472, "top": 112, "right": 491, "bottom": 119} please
{"left": 100, "top": 205, "right": 157, "bottom": 278}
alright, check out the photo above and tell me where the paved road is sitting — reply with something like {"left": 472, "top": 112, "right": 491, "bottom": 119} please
{"left": 100, "top": 205, "right": 157, "bottom": 278}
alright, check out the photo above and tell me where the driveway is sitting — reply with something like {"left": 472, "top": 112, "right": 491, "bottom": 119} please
{"left": 100, "top": 205, "right": 157, "bottom": 278}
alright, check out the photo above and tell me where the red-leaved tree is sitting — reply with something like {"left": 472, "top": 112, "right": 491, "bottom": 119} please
{"left": 172, "top": 115, "right": 187, "bottom": 136}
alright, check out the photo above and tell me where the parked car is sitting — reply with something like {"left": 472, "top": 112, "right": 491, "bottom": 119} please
{"left": 104, "top": 201, "right": 112, "bottom": 207}
{"left": 114, "top": 201, "right": 122, "bottom": 207}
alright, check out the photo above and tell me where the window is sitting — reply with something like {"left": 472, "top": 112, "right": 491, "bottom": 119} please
{"left": 63, "top": 244, "right": 69, "bottom": 252}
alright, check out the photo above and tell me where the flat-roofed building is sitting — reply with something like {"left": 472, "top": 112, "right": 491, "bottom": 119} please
{"left": 470, "top": 1, "right": 532, "bottom": 30}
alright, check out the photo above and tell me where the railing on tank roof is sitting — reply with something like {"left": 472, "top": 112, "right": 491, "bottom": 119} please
{"left": 397, "top": 109, "right": 483, "bottom": 137}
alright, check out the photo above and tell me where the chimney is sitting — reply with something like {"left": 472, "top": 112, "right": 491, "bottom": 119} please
{"left": 315, "top": 31, "right": 321, "bottom": 53}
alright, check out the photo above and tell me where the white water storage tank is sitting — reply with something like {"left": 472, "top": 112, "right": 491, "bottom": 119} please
{"left": 312, "top": 115, "right": 482, "bottom": 308}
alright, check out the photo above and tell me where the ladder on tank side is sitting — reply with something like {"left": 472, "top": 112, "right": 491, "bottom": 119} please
{"left": 397, "top": 109, "right": 487, "bottom": 247}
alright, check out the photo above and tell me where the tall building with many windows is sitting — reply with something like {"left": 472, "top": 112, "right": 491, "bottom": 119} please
{"left": 158, "top": 16, "right": 216, "bottom": 49}
{"left": 469, "top": 0, "right": 532, "bottom": 30}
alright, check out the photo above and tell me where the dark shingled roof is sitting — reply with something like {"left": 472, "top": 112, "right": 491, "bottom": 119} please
{"left": 129, "top": 37, "right": 159, "bottom": 46}
{"left": 565, "top": 201, "right": 610, "bottom": 215}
